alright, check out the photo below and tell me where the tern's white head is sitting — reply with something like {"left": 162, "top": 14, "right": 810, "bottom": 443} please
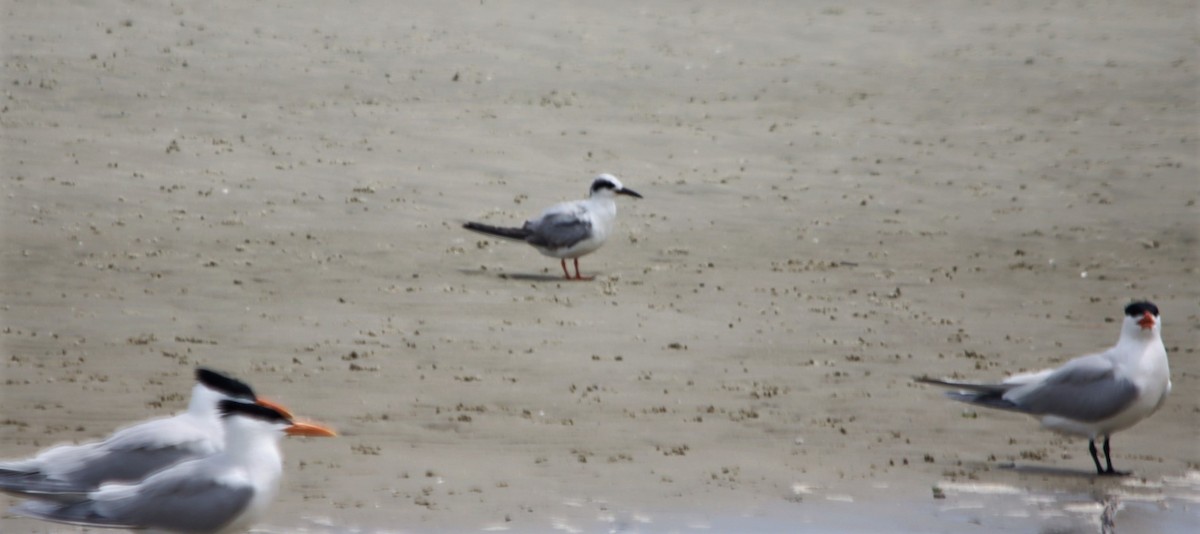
{"left": 213, "top": 400, "right": 335, "bottom": 533}
{"left": 1120, "top": 300, "right": 1161, "bottom": 341}
{"left": 588, "top": 174, "right": 643, "bottom": 200}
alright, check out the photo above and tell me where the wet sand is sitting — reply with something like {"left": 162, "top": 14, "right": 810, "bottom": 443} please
{"left": 2, "top": 1, "right": 1197, "bottom": 532}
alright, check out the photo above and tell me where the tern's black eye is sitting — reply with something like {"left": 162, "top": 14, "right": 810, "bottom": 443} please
{"left": 1124, "top": 301, "right": 1158, "bottom": 318}
{"left": 196, "top": 368, "right": 257, "bottom": 400}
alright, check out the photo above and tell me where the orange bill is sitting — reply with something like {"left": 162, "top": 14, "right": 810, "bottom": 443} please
{"left": 286, "top": 420, "right": 338, "bottom": 437}
{"left": 255, "top": 397, "right": 295, "bottom": 420}
{"left": 1137, "top": 312, "right": 1155, "bottom": 330}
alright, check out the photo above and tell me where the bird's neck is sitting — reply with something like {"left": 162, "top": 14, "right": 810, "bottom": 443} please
{"left": 1114, "top": 331, "right": 1164, "bottom": 362}
{"left": 222, "top": 424, "right": 285, "bottom": 527}
{"left": 224, "top": 426, "right": 283, "bottom": 467}
{"left": 586, "top": 195, "right": 617, "bottom": 216}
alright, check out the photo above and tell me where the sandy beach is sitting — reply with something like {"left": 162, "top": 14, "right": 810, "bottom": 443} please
{"left": 2, "top": 1, "right": 1197, "bottom": 532}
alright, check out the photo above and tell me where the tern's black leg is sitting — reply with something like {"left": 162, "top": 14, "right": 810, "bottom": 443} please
{"left": 1103, "top": 437, "right": 1115, "bottom": 474}
{"left": 1100, "top": 436, "right": 1129, "bottom": 476}
{"left": 1088, "top": 439, "right": 1105, "bottom": 475}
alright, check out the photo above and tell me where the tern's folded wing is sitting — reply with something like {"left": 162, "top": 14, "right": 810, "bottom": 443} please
{"left": 92, "top": 472, "right": 254, "bottom": 532}
{"left": 1006, "top": 356, "right": 1139, "bottom": 422}
{"left": 15, "top": 465, "right": 255, "bottom": 532}
{"left": 526, "top": 209, "right": 592, "bottom": 249}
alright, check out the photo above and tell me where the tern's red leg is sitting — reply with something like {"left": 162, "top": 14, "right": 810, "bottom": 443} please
{"left": 571, "top": 258, "right": 594, "bottom": 281}
{"left": 560, "top": 259, "right": 571, "bottom": 279}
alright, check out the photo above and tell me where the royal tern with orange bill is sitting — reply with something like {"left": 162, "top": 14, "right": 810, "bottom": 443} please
{"left": 12, "top": 400, "right": 336, "bottom": 533}
{"left": 0, "top": 368, "right": 292, "bottom": 499}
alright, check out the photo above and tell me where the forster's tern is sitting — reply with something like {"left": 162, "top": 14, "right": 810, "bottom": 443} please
{"left": 917, "top": 301, "right": 1170, "bottom": 475}
{"left": 0, "top": 368, "right": 292, "bottom": 499}
{"left": 12, "top": 400, "right": 336, "bottom": 533}
{"left": 464, "top": 174, "right": 642, "bottom": 280}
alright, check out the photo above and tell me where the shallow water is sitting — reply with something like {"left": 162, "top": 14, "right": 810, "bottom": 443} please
{"left": 5, "top": 473, "right": 1195, "bottom": 533}
{"left": 261, "top": 475, "right": 1199, "bottom": 533}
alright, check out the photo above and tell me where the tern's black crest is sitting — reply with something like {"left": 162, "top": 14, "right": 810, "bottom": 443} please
{"left": 218, "top": 399, "right": 291, "bottom": 424}
{"left": 196, "top": 368, "right": 257, "bottom": 400}
{"left": 1124, "top": 301, "right": 1159, "bottom": 318}
{"left": 590, "top": 176, "right": 619, "bottom": 194}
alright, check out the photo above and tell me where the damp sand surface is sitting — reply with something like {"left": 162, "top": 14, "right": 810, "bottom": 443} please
{"left": 2, "top": 1, "right": 1197, "bottom": 532}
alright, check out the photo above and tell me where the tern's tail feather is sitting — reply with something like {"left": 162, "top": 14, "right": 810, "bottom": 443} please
{"left": 463, "top": 222, "right": 531, "bottom": 241}
{"left": 914, "top": 376, "right": 1013, "bottom": 394}
{"left": 914, "top": 376, "right": 1026, "bottom": 413}
{"left": 0, "top": 474, "right": 93, "bottom": 503}
{"left": 12, "top": 499, "right": 137, "bottom": 529}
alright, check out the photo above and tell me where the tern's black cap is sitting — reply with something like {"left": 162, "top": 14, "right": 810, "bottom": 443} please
{"left": 218, "top": 399, "right": 291, "bottom": 424}
{"left": 590, "top": 175, "right": 621, "bottom": 193}
{"left": 590, "top": 174, "right": 642, "bottom": 198}
{"left": 1124, "top": 301, "right": 1159, "bottom": 318}
{"left": 196, "top": 368, "right": 257, "bottom": 400}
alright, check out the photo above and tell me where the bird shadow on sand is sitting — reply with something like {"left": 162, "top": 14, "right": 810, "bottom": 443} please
{"left": 996, "top": 463, "right": 1121, "bottom": 479}
{"left": 455, "top": 269, "right": 580, "bottom": 283}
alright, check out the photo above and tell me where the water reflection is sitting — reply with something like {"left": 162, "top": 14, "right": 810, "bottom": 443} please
{"left": 255, "top": 472, "right": 1198, "bottom": 533}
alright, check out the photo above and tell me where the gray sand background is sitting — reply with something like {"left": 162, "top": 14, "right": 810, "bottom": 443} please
{"left": 2, "top": 1, "right": 1197, "bottom": 532}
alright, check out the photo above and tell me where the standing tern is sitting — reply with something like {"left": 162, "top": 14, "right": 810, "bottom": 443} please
{"left": 12, "top": 400, "right": 336, "bottom": 533}
{"left": 0, "top": 368, "right": 292, "bottom": 498}
{"left": 464, "top": 174, "right": 642, "bottom": 280}
{"left": 917, "top": 301, "right": 1170, "bottom": 475}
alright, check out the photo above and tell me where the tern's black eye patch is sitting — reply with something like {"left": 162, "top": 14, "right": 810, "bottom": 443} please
{"left": 590, "top": 178, "right": 618, "bottom": 193}
{"left": 196, "top": 368, "right": 257, "bottom": 400}
{"left": 1124, "top": 301, "right": 1159, "bottom": 318}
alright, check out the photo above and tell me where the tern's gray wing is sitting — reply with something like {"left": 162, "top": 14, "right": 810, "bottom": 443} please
{"left": 100, "top": 477, "right": 253, "bottom": 532}
{"left": 0, "top": 415, "right": 218, "bottom": 497}
{"left": 0, "top": 477, "right": 91, "bottom": 503}
{"left": 13, "top": 498, "right": 141, "bottom": 529}
{"left": 16, "top": 468, "right": 254, "bottom": 532}
{"left": 525, "top": 208, "right": 592, "bottom": 250}
{"left": 1007, "top": 355, "right": 1139, "bottom": 422}
{"left": 0, "top": 446, "right": 200, "bottom": 501}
